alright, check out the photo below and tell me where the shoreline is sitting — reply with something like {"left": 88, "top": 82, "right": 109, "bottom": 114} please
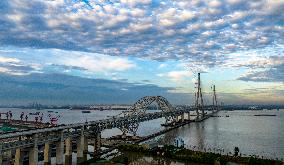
{"left": 116, "top": 144, "right": 283, "bottom": 165}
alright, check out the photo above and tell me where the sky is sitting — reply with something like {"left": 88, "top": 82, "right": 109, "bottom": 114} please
{"left": 0, "top": 0, "right": 284, "bottom": 106}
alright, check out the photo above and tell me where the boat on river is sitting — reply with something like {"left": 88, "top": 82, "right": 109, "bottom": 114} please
{"left": 254, "top": 114, "right": 276, "bottom": 116}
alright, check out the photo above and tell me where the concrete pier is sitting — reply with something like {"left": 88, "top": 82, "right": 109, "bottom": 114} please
{"left": 93, "top": 132, "right": 101, "bottom": 157}
{"left": 187, "top": 112, "right": 190, "bottom": 120}
{"left": 56, "top": 131, "right": 64, "bottom": 165}
{"left": 29, "top": 134, "right": 39, "bottom": 165}
{"left": 29, "top": 147, "right": 38, "bottom": 165}
{"left": 44, "top": 142, "right": 51, "bottom": 165}
{"left": 14, "top": 148, "right": 24, "bottom": 165}
{"left": 77, "top": 129, "right": 85, "bottom": 164}
{"left": 65, "top": 137, "right": 72, "bottom": 165}
{"left": 0, "top": 150, "right": 2, "bottom": 165}
{"left": 56, "top": 141, "right": 64, "bottom": 165}
{"left": 83, "top": 136, "right": 88, "bottom": 162}
{"left": 6, "top": 150, "right": 12, "bottom": 163}
{"left": 181, "top": 113, "right": 185, "bottom": 122}
{"left": 175, "top": 116, "right": 179, "bottom": 123}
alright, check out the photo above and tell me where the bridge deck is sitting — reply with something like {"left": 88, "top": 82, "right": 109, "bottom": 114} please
{"left": 0, "top": 119, "right": 50, "bottom": 128}
{"left": 0, "top": 109, "right": 219, "bottom": 153}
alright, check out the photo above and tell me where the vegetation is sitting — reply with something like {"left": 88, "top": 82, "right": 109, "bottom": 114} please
{"left": 118, "top": 144, "right": 283, "bottom": 165}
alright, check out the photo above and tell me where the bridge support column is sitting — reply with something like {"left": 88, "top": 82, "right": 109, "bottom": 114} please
{"left": 93, "top": 132, "right": 101, "bottom": 158}
{"left": 196, "top": 108, "right": 200, "bottom": 120}
{"left": 65, "top": 137, "right": 72, "bottom": 165}
{"left": 181, "top": 113, "right": 185, "bottom": 122}
{"left": 0, "top": 147, "right": 3, "bottom": 165}
{"left": 29, "top": 147, "right": 38, "bottom": 165}
{"left": 44, "top": 142, "right": 51, "bottom": 165}
{"left": 5, "top": 150, "right": 12, "bottom": 163}
{"left": 29, "top": 134, "right": 39, "bottom": 165}
{"left": 77, "top": 128, "right": 85, "bottom": 165}
{"left": 14, "top": 148, "right": 24, "bottom": 165}
{"left": 121, "top": 132, "right": 126, "bottom": 139}
{"left": 187, "top": 112, "right": 190, "bottom": 120}
{"left": 83, "top": 136, "right": 88, "bottom": 162}
{"left": 56, "top": 131, "right": 64, "bottom": 165}
{"left": 175, "top": 116, "right": 179, "bottom": 122}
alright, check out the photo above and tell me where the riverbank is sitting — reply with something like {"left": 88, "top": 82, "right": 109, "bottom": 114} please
{"left": 117, "top": 144, "right": 283, "bottom": 165}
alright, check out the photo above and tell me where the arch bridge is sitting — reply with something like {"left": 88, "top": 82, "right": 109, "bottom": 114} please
{"left": 0, "top": 96, "right": 213, "bottom": 165}
{"left": 117, "top": 96, "right": 179, "bottom": 135}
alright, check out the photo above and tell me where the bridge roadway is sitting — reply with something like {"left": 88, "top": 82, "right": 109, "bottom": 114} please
{"left": 0, "top": 108, "right": 201, "bottom": 165}
{"left": 0, "top": 108, "right": 191, "bottom": 140}
{"left": 0, "top": 95, "right": 218, "bottom": 165}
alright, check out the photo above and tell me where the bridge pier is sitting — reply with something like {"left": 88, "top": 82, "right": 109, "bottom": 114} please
{"left": 187, "top": 112, "right": 190, "bottom": 120}
{"left": 121, "top": 132, "right": 126, "bottom": 139}
{"left": 14, "top": 148, "right": 24, "bottom": 165}
{"left": 181, "top": 114, "right": 185, "bottom": 122}
{"left": 29, "top": 134, "right": 39, "bottom": 165}
{"left": 0, "top": 148, "right": 2, "bottom": 165}
{"left": 175, "top": 116, "right": 179, "bottom": 123}
{"left": 44, "top": 142, "right": 51, "bottom": 165}
{"left": 93, "top": 132, "right": 101, "bottom": 157}
{"left": 3, "top": 150, "right": 12, "bottom": 164}
{"left": 77, "top": 129, "right": 85, "bottom": 165}
{"left": 65, "top": 137, "right": 72, "bottom": 165}
{"left": 56, "top": 131, "right": 64, "bottom": 165}
{"left": 83, "top": 136, "right": 88, "bottom": 161}
{"left": 29, "top": 147, "right": 38, "bottom": 165}
{"left": 7, "top": 150, "right": 12, "bottom": 162}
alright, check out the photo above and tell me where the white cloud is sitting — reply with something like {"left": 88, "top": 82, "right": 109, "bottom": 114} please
{"left": 120, "top": 0, "right": 152, "bottom": 6}
{"left": 158, "top": 63, "right": 167, "bottom": 69}
{"left": 160, "top": 70, "right": 192, "bottom": 82}
{"left": 226, "top": 0, "right": 244, "bottom": 5}
{"left": 55, "top": 52, "right": 136, "bottom": 73}
{"left": 208, "top": 0, "right": 222, "bottom": 8}
{"left": 0, "top": 67, "right": 10, "bottom": 73}
{"left": 158, "top": 8, "right": 195, "bottom": 27}
{"left": 0, "top": 56, "right": 41, "bottom": 75}
{"left": 0, "top": 56, "right": 21, "bottom": 63}
{"left": 131, "top": 8, "right": 145, "bottom": 17}
{"left": 0, "top": 0, "right": 283, "bottom": 72}
{"left": 0, "top": 67, "right": 31, "bottom": 76}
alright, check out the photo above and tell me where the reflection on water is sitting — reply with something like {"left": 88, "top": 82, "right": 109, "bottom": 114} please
{"left": 155, "top": 110, "right": 284, "bottom": 160}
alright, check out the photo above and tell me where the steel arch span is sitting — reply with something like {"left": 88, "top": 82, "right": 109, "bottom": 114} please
{"left": 124, "top": 96, "right": 175, "bottom": 116}
{"left": 119, "top": 96, "right": 176, "bottom": 135}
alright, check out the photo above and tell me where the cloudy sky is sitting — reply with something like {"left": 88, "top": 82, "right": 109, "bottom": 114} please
{"left": 0, "top": 0, "right": 284, "bottom": 106}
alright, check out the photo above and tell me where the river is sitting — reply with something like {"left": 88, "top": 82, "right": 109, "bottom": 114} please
{"left": 0, "top": 108, "right": 283, "bottom": 161}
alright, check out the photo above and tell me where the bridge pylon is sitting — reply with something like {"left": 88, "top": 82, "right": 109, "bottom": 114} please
{"left": 212, "top": 85, "right": 218, "bottom": 112}
{"left": 195, "top": 73, "right": 204, "bottom": 119}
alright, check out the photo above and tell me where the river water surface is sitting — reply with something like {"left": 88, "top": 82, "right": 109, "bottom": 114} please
{"left": 1, "top": 108, "right": 283, "bottom": 161}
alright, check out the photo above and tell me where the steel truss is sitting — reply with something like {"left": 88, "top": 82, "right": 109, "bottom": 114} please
{"left": 118, "top": 96, "right": 176, "bottom": 135}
